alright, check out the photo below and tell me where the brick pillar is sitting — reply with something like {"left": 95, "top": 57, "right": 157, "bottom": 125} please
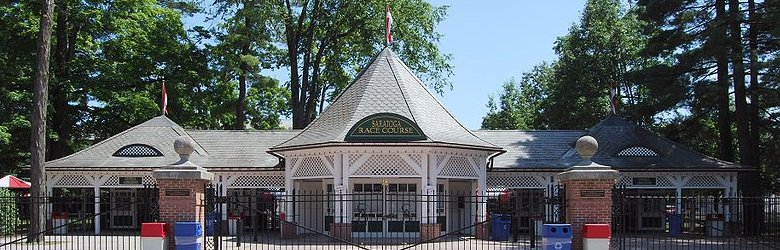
{"left": 152, "top": 136, "right": 214, "bottom": 250}
{"left": 475, "top": 223, "right": 489, "bottom": 240}
{"left": 557, "top": 136, "right": 618, "bottom": 250}
{"left": 420, "top": 223, "right": 441, "bottom": 242}
{"left": 329, "top": 223, "right": 352, "bottom": 241}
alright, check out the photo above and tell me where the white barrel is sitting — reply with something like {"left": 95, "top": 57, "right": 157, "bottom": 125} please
{"left": 141, "top": 237, "right": 167, "bottom": 250}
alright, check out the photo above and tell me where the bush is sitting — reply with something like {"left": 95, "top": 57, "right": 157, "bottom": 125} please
{"left": 0, "top": 188, "right": 20, "bottom": 235}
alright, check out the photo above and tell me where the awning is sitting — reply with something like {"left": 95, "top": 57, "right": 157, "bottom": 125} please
{"left": 0, "top": 175, "right": 31, "bottom": 189}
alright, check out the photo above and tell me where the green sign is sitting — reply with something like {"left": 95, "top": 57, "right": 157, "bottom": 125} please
{"left": 345, "top": 113, "right": 426, "bottom": 142}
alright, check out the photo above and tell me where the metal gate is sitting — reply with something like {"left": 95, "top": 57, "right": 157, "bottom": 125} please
{"left": 0, "top": 184, "right": 159, "bottom": 249}
{"left": 203, "top": 184, "right": 565, "bottom": 250}
{"left": 611, "top": 185, "right": 780, "bottom": 249}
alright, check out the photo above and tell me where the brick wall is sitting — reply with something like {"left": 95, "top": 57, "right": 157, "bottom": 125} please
{"left": 562, "top": 178, "right": 614, "bottom": 250}
{"left": 156, "top": 178, "right": 209, "bottom": 250}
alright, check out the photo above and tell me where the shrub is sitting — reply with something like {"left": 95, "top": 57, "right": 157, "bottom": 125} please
{"left": 0, "top": 188, "right": 20, "bottom": 235}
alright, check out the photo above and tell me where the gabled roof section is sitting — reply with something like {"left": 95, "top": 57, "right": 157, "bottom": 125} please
{"left": 46, "top": 116, "right": 207, "bottom": 170}
{"left": 187, "top": 130, "right": 299, "bottom": 168}
{"left": 474, "top": 130, "right": 585, "bottom": 169}
{"left": 272, "top": 48, "right": 498, "bottom": 151}
{"left": 561, "top": 115, "right": 744, "bottom": 170}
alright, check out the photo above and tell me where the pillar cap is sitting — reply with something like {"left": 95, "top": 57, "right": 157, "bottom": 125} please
{"left": 558, "top": 135, "right": 618, "bottom": 181}
{"left": 153, "top": 136, "right": 213, "bottom": 180}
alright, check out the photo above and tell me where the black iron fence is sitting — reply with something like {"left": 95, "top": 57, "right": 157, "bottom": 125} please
{"left": 612, "top": 186, "right": 780, "bottom": 249}
{"left": 0, "top": 185, "right": 158, "bottom": 250}
{"left": 202, "top": 184, "right": 565, "bottom": 250}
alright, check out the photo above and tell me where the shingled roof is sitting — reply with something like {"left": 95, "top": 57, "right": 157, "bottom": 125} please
{"left": 45, "top": 115, "right": 744, "bottom": 172}
{"left": 473, "top": 130, "right": 585, "bottom": 169}
{"left": 45, "top": 116, "right": 298, "bottom": 170}
{"left": 271, "top": 48, "right": 499, "bottom": 151}
{"left": 46, "top": 116, "right": 206, "bottom": 170}
{"left": 558, "top": 115, "right": 744, "bottom": 171}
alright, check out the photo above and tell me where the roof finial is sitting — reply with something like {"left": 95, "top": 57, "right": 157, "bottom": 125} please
{"left": 576, "top": 135, "right": 598, "bottom": 161}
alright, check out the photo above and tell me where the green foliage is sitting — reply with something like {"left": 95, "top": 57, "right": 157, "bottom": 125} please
{"left": 0, "top": 188, "right": 20, "bottom": 235}
{"left": 482, "top": 64, "right": 552, "bottom": 130}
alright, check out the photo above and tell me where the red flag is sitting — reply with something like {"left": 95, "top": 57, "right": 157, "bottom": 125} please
{"left": 162, "top": 79, "right": 168, "bottom": 115}
{"left": 386, "top": 3, "right": 393, "bottom": 45}
{"left": 610, "top": 83, "right": 618, "bottom": 114}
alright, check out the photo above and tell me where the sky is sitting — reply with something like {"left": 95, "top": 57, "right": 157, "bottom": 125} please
{"left": 186, "top": 1, "right": 588, "bottom": 129}
{"left": 428, "top": 1, "right": 586, "bottom": 129}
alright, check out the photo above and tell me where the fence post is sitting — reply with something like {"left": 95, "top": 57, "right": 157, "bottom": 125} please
{"left": 152, "top": 136, "right": 214, "bottom": 250}
{"left": 557, "top": 136, "right": 619, "bottom": 250}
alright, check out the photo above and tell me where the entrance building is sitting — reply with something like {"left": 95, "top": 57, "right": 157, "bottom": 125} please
{"left": 42, "top": 48, "right": 746, "bottom": 237}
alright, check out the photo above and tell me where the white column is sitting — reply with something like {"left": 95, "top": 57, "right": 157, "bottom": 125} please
{"left": 46, "top": 184, "right": 54, "bottom": 221}
{"left": 285, "top": 161, "right": 295, "bottom": 224}
{"left": 94, "top": 186, "right": 101, "bottom": 235}
{"left": 342, "top": 154, "right": 351, "bottom": 223}
{"left": 334, "top": 154, "right": 344, "bottom": 223}
{"left": 420, "top": 154, "right": 430, "bottom": 224}
{"left": 476, "top": 158, "right": 487, "bottom": 223}
{"left": 676, "top": 187, "right": 683, "bottom": 215}
{"left": 220, "top": 181, "right": 228, "bottom": 220}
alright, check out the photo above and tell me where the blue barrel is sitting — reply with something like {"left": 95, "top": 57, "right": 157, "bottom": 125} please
{"left": 174, "top": 222, "right": 203, "bottom": 250}
{"left": 491, "top": 214, "right": 512, "bottom": 241}
{"left": 542, "top": 224, "right": 572, "bottom": 250}
{"left": 668, "top": 214, "right": 682, "bottom": 237}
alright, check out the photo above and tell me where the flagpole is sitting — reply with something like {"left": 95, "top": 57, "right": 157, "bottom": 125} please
{"left": 161, "top": 78, "right": 168, "bottom": 116}
{"left": 385, "top": 2, "right": 393, "bottom": 47}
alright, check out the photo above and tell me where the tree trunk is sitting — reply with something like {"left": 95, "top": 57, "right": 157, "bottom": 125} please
{"left": 730, "top": 0, "right": 762, "bottom": 236}
{"left": 715, "top": 0, "right": 734, "bottom": 162}
{"left": 235, "top": 16, "right": 251, "bottom": 130}
{"left": 29, "top": 0, "right": 55, "bottom": 243}
{"left": 50, "top": 1, "right": 72, "bottom": 160}
{"left": 729, "top": 0, "right": 751, "bottom": 167}
{"left": 284, "top": 0, "right": 310, "bottom": 129}
{"left": 747, "top": 0, "right": 761, "bottom": 170}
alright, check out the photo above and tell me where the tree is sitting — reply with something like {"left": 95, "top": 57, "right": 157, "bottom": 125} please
{"left": 277, "top": 0, "right": 452, "bottom": 128}
{"left": 211, "top": 0, "right": 280, "bottom": 129}
{"left": 0, "top": 2, "right": 37, "bottom": 176}
{"left": 29, "top": 0, "right": 54, "bottom": 242}
{"left": 482, "top": 63, "right": 553, "bottom": 130}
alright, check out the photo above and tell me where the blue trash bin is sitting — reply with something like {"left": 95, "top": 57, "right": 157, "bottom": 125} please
{"left": 542, "top": 224, "right": 572, "bottom": 250}
{"left": 491, "top": 214, "right": 512, "bottom": 241}
{"left": 667, "top": 213, "right": 682, "bottom": 237}
{"left": 174, "top": 222, "right": 203, "bottom": 250}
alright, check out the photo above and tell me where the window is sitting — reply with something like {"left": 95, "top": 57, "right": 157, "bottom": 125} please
{"left": 616, "top": 146, "right": 659, "bottom": 157}
{"left": 113, "top": 144, "right": 163, "bottom": 157}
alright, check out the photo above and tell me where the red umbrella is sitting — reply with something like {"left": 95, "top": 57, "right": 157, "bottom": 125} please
{"left": 0, "top": 175, "right": 31, "bottom": 189}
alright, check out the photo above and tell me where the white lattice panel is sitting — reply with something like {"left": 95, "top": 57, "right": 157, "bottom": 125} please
{"left": 289, "top": 158, "right": 299, "bottom": 169}
{"left": 353, "top": 154, "right": 419, "bottom": 176}
{"left": 408, "top": 154, "right": 422, "bottom": 167}
{"left": 54, "top": 175, "right": 92, "bottom": 187}
{"left": 104, "top": 176, "right": 120, "bottom": 186}
{"left": 349, "top": 155, "right": 361, "bottom": 166}
{"left": 656, "top": 176, "right": 674, "bottom": 187}
{"left": 617, "top": 176, "right": 632, "bottom": 186}
{"left": 685, "top": 176, "right": 723, "bottom": 187}
{"left": 230, "top": 173, "right": 285, "bottom": 188}
{"left": 439, "top": 156, "right": 478, "bottom": 178}
{"left": 325, "top": 155, "right": 335, "bottom": 168}
{"left": 436, "top": 155, "right": 446, "bottom": 167}
{"left": 487, "top": 172, "right": 544, "bottom": 188}
{"left": 292, "top": 156, "right": 332, "bottom": 178}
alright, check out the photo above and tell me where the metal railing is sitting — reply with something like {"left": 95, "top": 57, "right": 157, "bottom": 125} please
{"left": 0, "top": 185, "right": 158, "bottom": 250}
{"left": 202, "top": 184, "right": 566, "bottom": 250}
{"left": 612, "top": 186, "right": 780, "bottom": 249}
